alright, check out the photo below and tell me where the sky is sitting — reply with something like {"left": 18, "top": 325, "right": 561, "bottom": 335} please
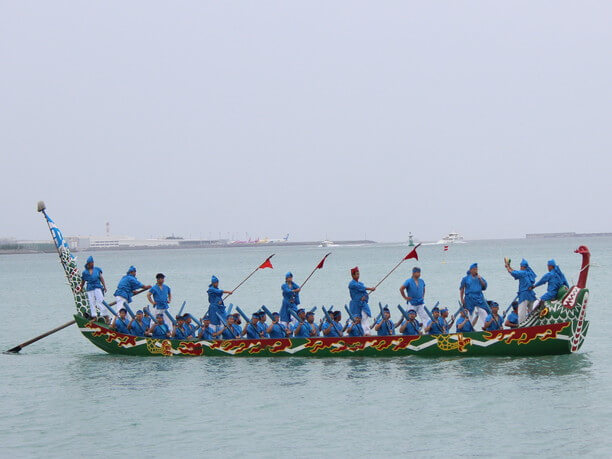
{"left": 1, "top": 1, "right": 611, "bottom": 242}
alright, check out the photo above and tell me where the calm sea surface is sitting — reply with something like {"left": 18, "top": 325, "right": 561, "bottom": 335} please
{"left": 1, "top": 237, "right": 611, "bottom": 457}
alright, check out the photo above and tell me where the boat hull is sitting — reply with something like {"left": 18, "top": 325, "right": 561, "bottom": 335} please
{"left": 75, "top": 315, "right": 578, "bottom": 358}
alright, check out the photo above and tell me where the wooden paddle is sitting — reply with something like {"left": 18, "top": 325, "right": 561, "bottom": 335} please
{"left": 5, "top": 288, "right": 148, "bottom": 354}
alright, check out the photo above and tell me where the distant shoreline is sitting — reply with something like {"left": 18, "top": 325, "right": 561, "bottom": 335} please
{"left": 525, "top": 232, "right": 612, "bottom": 239}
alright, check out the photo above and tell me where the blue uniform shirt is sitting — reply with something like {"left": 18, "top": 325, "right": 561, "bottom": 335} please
{"left": 510, "top": 270, "right": 537, "bottom": 302}
{"left": 81, "top": 267, "right": 103, "bottom": 291}
{"left": 460, "top": 274, "right": 488, "bottom": 312}
{"left": 456, "top": 316, "right": 474, "bottom": 333}
{"left": 221, "top": 324, "right": 241, "bottom": 340}
{"left": 349, "top": 280, "right": 372, "bottom": 318}
{"left": 427, "top": 318, "right": 445, "bottom": 335}
{"left": 129, "top": 319, "right": 148, "bottom": 336}
{"left": 257, "top": 322, "right": 269, "bottom": 338}
{"left": 293, "top": 322, "right": 313, "bottom": 338}
{"left": 151, "top": 324, "right": 169, "bottom": 338}
{"left": 280, "top": 282, "right": 301, "bottom": 323}
{"left": 484, "top": 314, "right": 503, "bottom": 331}
{"left": 199, "top": 326, "right": 215, "bottom": 340}
{"left": 402, "top": 319, "right": 421, "bottom": 336}
{"left": 149, "top": 284, "right": 171, "bottom": 309}
{"left": 207, "top": 287, "right": 226, "bottom": 325}
{"left": 173, "top": 326, "right": 187, "bottom": 340}
{"left": 506, "top": 311, "right": 519, "bottom": 327}
{"left": 114, "top": 274, "right": 145, "bottom": 302}
{"left": 246, "top": 323, "right": 261, "bottom": 339}
{"left": 115, "top": 317, "right": 130, "bottom": 334}
{"left": 323, "top": 321, "right": 343, "bottom": 337}
{"left": 269, "top": 323, "right": 287, "bottom": 339}
{"left": 402, "top": 278, "right": 426, "bottom": 306}
{"left": 376, "top": 318, "right": 395, "bottom": 336}
{"left": 183, "top": 323, "right": 196, "bottom": 338}
{"left": 534, "top": 271, "right": 569, "bottom": 301}
{"left": 348, "top": 323, "right": 364, "bottom": 337}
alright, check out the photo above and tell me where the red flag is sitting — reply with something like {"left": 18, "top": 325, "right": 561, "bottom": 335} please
{"left": 443, "top": 245, "right": 449, "bottom": 252}
{"left": 259, "top": 258, "right": 274, "bottom": 269}
{"left": 316, "top": 253, "right": 331, "bottom": 269}
{"left": 404, "top": 243, "right": 421, "bottom": 261}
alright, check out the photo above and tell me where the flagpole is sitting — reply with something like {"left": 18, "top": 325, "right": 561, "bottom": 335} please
{"left": 299, "top": 253, "right": 331, "bottom": 291}
{"left": 370, "top": 244, "right": 421, "bottom": 293}
{"left": 222, "top": 254, "right": 274, "bottom": 300}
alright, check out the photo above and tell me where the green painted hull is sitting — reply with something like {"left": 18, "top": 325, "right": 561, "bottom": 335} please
{"left": 74, "top": 314, "right": 584, "bottom": 357}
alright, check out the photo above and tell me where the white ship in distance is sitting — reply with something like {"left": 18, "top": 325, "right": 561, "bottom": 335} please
{"left": 437, "top": 232, "right": 466, "bottom": 244}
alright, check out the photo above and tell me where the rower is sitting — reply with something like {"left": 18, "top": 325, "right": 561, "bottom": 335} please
{"left": 440, "top": 307, "right": 452, "bottom": 333}
{"left": 207, "top": 276, "right": 233, "bottom": 333}
{"left": 322, "top": 310, "right": 346, "bottom": 337}
{"left": 346, "top": 315, "right": 365, "bottom": 337}
{"left": 456, "top": 308, "right": 477, "bottom": 333}
{"left": 459, "top": 263, "right": 489, "bottom": 327}
{"left": 483, "top": 302, "right": 503, "bottom": 331}
{"left": 505, "top": 258, "right": 537, "bottom": 322}
{"left": 504, "top": 302, "right": 519, "bottom": 329}
{"left": 400, "top": 267, "right": 428, "bottom": 326}
{"left": 267, "top": 312, "right": 289, "bottom": 338}
{"left": 257, "top": 311, "right": 269, "bottom": 338}
{"left": 374, "top": 307, "right": 395, "bottom": 336}
{"left": 149, "top": 314, "right": 170, "bottom": 338}
{"left": 147, "top": 273, "right": 172, "bottom": 327}
{"left": 183, "top": 314, "right": 196, "bottom": 339}
{"left": 77, "top": 255, "right": 107, "bottom": 321}
{"left": 232, "top": 313, "right": 242, "bottom": 328}
{"left": 114, "top": 266, "right": 151, "bottom": 320}
{"left": 244, "top": 314, "right": 262, "bottom": 339}
{"left": 111, "top": 308, "right": 130, "bottom": 334}
{"left": 531, "top": 259, "right": 569, "bottom": 304}
{"left": 399, "top": 309, "right": 422, "bottom": 335}
{"left": 293, "top": 310, "right": 317, "bottom": 338}
{"left": 128, "top": 310, "right": 149, "bottom": 337}
{"left": 199, "top": 315, "right": 215, "bottom": 340}
{"left": 172, "top": 316, "right": 187, "bottom": 340}
{"left": 280, "top": 272, "right": 301, "bottom": 327}
{"left": 348, "top": 267, "right": 375, "bottom": 334}
{"left": 424, "top": 306, "right": 445, "bottom": 335}
{"left": 213, "top": 314, "right": 241, "bottom": 340}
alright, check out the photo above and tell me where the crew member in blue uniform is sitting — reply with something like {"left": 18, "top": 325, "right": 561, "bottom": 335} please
{"left": 128, "top": 310, "right": 149, "bottom": 336}
{"left": 424, "top": 307, "right": 445, "bottom": 335}
{"left": 347, "top": 314, "right": 365, "bottom": 337}
{"left": 399, "top": 309, "right": 422, "bottom": 335}
{"left": 348, "top": 267, "right": 376, "bottom": 334}
{"left": 440, "top": 307, "right": 453, "bottom": 333}
{"left": 322, "top": 310, "right": 346, "bottom": 337}
{"left": 267, "top": 312, "right": 290, "bottom": 338}
{"left": 115, "top": 266, "right": 151, "bottom": 320}
{"left": 214, "top": 314, "right": 241, "bottom": 339}
{"left": 293, "top": 310, "right": 318, "bottom": 338}
{"left": 111, "top": 308, "right": 130, "bottom": 334}
{"left": 459, "top": 263, "right": 489, "bottom": 327}
{"left": 483, "top": 302, "right": 503, "bottom": 331}
{"left": 506, "top": 258, "right": 537, "bottom": 322}
{"left": 172, "top": 316, "right": 188, "bottom": 340}
{"left": 504, "top": 302, "right": 519, "bottom": 329}
{"left": 182, "top": 315, "right": 196, "bottom": 339}
{"left": 244, "top": 314, "right": 263, "bottom": 339}
{"left": 257, "top": 311, "right": 269, "bottom": 338}
{"left": 456, "top": 308, "right": 477, "bottom": 333}
{"left": 280, "top": 272, "right": 301, "bottom": 327}
{"left": 374, "top": 307, "right": 395, "bottom": 336}
{"left": 78, "top": 256, "right": 108, "bottom": 320}
{"left": 149, "top": 314, "right": 170, "bottom": 338}
{"left": 147, "top": 273, "right": 172, "bottom": 327}
{"left": 207, "top": 276, "right": 233, "bottom": 332}
{"left": 531, "top": 259, "right": 569, "bottom": 303}
{"left": 199, "top": 315, "right": 215, "bottom": 340}
{"left": 400, "top": 267, "right": 428, "bottom": 326}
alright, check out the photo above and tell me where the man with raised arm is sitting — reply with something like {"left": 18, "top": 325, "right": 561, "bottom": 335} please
{"left": 400, "top": 267, "right": 428, "bottom": 326}
{"left": 348, "top": 267, "right": 376, "bottom": 334}
{"left": 505, "top": 258, "right": 537, "bottom": 323}
{"left": 459, "top": 263, "right": 489, "bottom": 327}
{"left": 114, "top": 266, "right": 151, "bottom": 319}
{"left": 207, "top": 275, "right": 233, "bottom": 332}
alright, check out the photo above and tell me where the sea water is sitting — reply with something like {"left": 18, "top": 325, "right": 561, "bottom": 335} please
{"left": 1, "top": 238, "right": 611, "bottom": 457}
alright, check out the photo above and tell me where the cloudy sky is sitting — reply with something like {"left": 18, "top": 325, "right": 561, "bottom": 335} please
{"left": 1, "top": 1, "right": 610, "bottom": 242}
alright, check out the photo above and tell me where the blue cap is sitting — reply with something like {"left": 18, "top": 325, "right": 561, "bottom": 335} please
{"left": 469, "top": 263, "right": 478, "bottom": 270}
{"left": 136, "top": 310, "right": 143, "bottom": 314}
{"left": 85, "top": 256, "right": 94, "bottom": 267}
{"left": 203, "top": 314, "right": 210, "bottom": 320}
{"left": 211, "top": 275, "right": 219, "bottom": 284}
{"left": 127, "top": 266, "right": 136, "bottom": 274}
{"left": 272, "top": 312, "right": 280, "bottom": 317}
{"left": 297, "top": 308, "right": 305, "bottom": 314}
{"left": 432, "top": 306, "right": 440, "bottom": 312}
{"left": 412, "top": 267, "right": 421, "bottom": 273}
{"left": 548, "top": 259, "right": 557, "bottom": 267}
{"left": 156, "top": 313, "right": 164, "bottom": 318}
{"left": 520, "top": 258, "right": 529, "bottom": 268}
{"left": 383, "top": 307, "right": 390, "bottom": 312}
{"left": 306, "top": 311, "right": 314, "bottom": 317}
{"left": 441, "top": 307, "right": 448, "bottom": 313}
{"left": 407, "top": 309, "right": 416, "bottom": 314}
{"left": 285, "top": 272, "right": 293, "bottom": 279}
{"left": 333, "top": 310, "right": 341, "bottom": 318}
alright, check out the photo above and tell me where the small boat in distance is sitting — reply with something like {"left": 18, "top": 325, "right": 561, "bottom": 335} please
{"left": 437, "top": 232, "right": 465, "bottom": 244}
{"left": 319, "top": 239, "right": 337, "bottom": 247}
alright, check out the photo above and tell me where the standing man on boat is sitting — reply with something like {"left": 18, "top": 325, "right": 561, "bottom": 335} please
{"left": 207, "top": 276, "right": 233, "bottom": 332}
{"left": 147, "top": 273, "right": 172, "bottom": 327}
{"left": 114, "top": 266, "right": 151, "bottom": 317}
{"left": 348, "top": 267, "right": 376, "bottom": 334}
{"left": 459, "top": 263, "right": 489, "bottom": 327}
{"left": 531, "top": 260, "right": 569, "bottom": 304}
{"left": 280, "top": 272, "right": 301, "bottom": 327}
{"left": 77, "top": 256, "right": 108, "bottom": 320}
{"left": 505, "top": 258, "right": 537, "bottom": 323}
{"left": 400, "top": 267, "right": 428, "bottom": 326}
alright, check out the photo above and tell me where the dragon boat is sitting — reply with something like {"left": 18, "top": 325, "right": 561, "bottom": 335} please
{"left": 41, "top": 204, "right": 591, "bottom": 357}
